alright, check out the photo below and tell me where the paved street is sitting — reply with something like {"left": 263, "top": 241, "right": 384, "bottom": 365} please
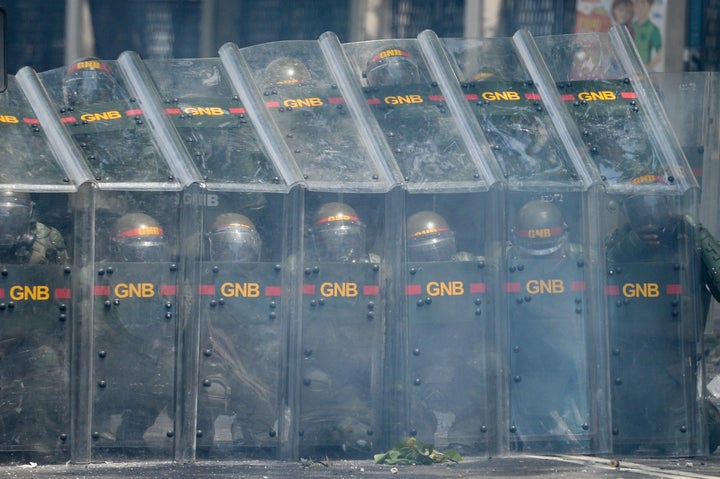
{"left": 2, "top": 454, "right": 720, "bottom": 479}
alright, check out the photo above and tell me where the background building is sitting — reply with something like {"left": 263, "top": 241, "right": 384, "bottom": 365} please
{"left": 1, "top": 0, "right": 718, "bottom": 75}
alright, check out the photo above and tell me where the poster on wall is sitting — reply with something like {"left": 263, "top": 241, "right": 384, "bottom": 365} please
{"left": 575, "top": 0, "right": 667, "bottom": 72}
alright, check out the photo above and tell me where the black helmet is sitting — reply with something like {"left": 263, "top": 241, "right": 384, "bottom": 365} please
{"left": 63, "top": 57, "right": 122, "bottom": 106}
{"left": 311, "top": 202, "right": 366, "bottom": 262}
{"left": 623, "top": 193, "right": 675, "bottom": 246}
{"left": 207, "top": 213, "right": 262, "bottom": 262}
{"left": 0, "top": 191, "right": 34, "bottom": 248}
{"left": 406, "top": 211, "right": 456, "bottom": 262}
{"left": 109, "top": 213, "right": 169, "bottom": 262}
{"left": 365, "top": 48, "right": 420, "bottom": 87}
{"left": 263, "top": 57, "right": 311, "bottom": 88}
{"left": 512, "top": 200, "right": 567, "bottom": 255}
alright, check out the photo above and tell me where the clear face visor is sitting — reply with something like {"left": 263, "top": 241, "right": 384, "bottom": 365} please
{"left": 110, "top": 236, "right": 169, "bottom": 262}
{"left": 313, "top": 221, "right": 366, "bottom": 262}
{"left": 407, "top": 229, "right": 456, "bottom": 262}
{"left": 63, "top": 70, "right": 120, "bottom": 106}
{"left": 0, "top": 201, "right": 33, "bottom": 247}
{"left": 208, "top": 227, "right": 262, "bottom": 262}
{"left": 366, "top": 57, "right": 420, "bottom": 87}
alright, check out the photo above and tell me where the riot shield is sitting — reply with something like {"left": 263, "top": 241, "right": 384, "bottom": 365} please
{"left": 440, "top": 37, "right": 583, "bottom": 185}
{"left": 298, "top": 260, "right": 382, "bottom": 457}
{"left": 0, "top": 79, "right": 70, "bottom": 186}
{"left": 604, "top": 192, "right": 703, "bottom": 455}
{"left": 196, "top": 261, "right": 283, "bottom": 454}
{"left": 505, "top": 251, "right": 591, "bottom": 452}
{"left": 535, "top": 28, "right": 705, "bottom": 456}
{"left": 144, "top": 58, "right": 280, "bottom": 186}
{"left": 0, "top": 265, "right": 71, "bottom": 457}
{"left": 91, "top": 260, "right": 176, "bottom": 457}
{"left": 405, "top": 260, "right": 488, "bottom": 453}
{"left": 38, "top": 59, "right": 175, "bottom": 185}
{"left": 0, "top": 75, "right": 79, "bottom": 460}
{"left": 238, "top": 40, "right": 389, "bottom": 188}
{"left": 341, "top": 40, "right": 482, "bottom": 186}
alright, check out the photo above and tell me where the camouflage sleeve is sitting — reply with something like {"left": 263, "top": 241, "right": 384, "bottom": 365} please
{"left": 33, "top": 222, "right": 70, "bottom": 265}
{"left": 695, "top": 223, "right": 720, "bottom": 303}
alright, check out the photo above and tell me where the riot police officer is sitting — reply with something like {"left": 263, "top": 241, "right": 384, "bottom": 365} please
{"left": 108, "top": 212, "right": 169, "bottom": 263}
{"left": 0, "top": 191, "right": 69, "bottom": 452}
{"left": 63, "top": 57, "right": 124, "bottom": 107}
{"left": 310, "top": 202, "right": 377, "bottom": 264}
{"left": 95, "top": 213, "right": 173, "bottom": 449}
{"left": 0, "top": 191, "right": 69, "bottom": 265}
{"left": 406, "top": 210, "right": 457, "bottom": 262}
{"left": 404, "top": 209, "right": 487, "bottom": 451}
{"left": 207, "top": 213, "right": 262, "bottom": 262}
{"left": 607, "top": 193, "right": 720, "bottom": 453}
{"left": 509, "top": 199, "right": 578, "bottom": 260}
{"left": 199, "top": 212, "right": 273, "bottom": 451}
{"left": 262, "top": 57, "right": 311, "bottom": 89}
{"left": 299, "top": 201, "right": 381, "bottom": 455}
{"left": 364, "top": 48, "right": 421, "bottom": 87}
{"left": 506, "top": 199, "right": 589, "bottom": 452}
{"left": 607, "top": 193, "right": 679, "bottom": 262}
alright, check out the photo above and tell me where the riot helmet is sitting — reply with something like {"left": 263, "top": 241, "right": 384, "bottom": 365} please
{"left": 311, "top": 202, "right": 366, "bottom": 262}
{"left": 512, "top": 200, "right": 568, "bottom": 256}
{"left": 406, "top": 211, "right": 457, "bottom": 262}
{"left": 623, "top": 193, "right": 676, "bottom": 247}
{"left": 63, "top": 57, "right": 122, "bottom": 107}
{"left": 109, "top": 213, "right": 169, "bottom": 262}
{"left": 365, "top": 48, "right": 420, "bottom": 87}
{"left": 0, "top": 191, "right": 34, "bottom": 248}
{"left": 263, "top": 57, "right": 311, "bottom": 88}
{"left": 207, "top": 213, "right": 262, "bottom": 262}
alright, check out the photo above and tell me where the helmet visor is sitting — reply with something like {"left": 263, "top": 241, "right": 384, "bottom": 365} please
{"left": 208, "top": 227, "right": 262, "bottom": 262}
{"left": 111, "top": 237, "right": 169, "bottom": 262}
{"left": 366, "top": 58, "right": 420, "bottom": 87}
{"left": 407, "top": 230, "right": 456, "bottom": 262}
{"left": 313, "top": 222, "right": 366, "bottom": 262}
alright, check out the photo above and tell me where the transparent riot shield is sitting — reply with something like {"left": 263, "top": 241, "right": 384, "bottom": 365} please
{"left": 339, "top": 37, "right": 501, "bottom": 454}
{"left": 237, "top": 40, "right": 392, "bottom": 189}
{"left": 0, "top": 262, "right": 72, "bottom": 458}
{"left": 403, "top": 195, "right": 490, "bottom": 454}
{"left": 195, "top": 192, "right": 289, "bottom": 456}
{"left": 298, "top": 193, "right": 385, "bottom": 457}
{"left": 604, "top": 191, "right": 703, "bottom": 455}
{"left": 0, "top": 75, "right": 81, "bottom": 461}
{"left": 38, "top": 58, "right": 175, "bottom": 185}
{"left": 143, "top": 58, "right": 282, "bottom": 186}
{"left": 439, "top": 37, "right": 584, "bottom": 185}
{"left": 505, "top": 193, "right": 592, "bottom": 453}
{"left": 90, "top": 192, "right": 179, "bottom": 458}
{"left": 534, "top": 28, "right": 705, "bottom": 456}
{"left": 434, "top": 35, "right": 605, "bottom": 454}
{"left": 143, "top": 57, "right": 300, "bottom": 459}
{"left": 341, "top": 40, "right": 484, "bottom": 186}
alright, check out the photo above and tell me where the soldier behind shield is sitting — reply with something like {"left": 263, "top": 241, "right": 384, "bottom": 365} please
{"left": 607, "top": 192, "right": 720, "bottom": 453}
{"left": 63, "top": 57, "right": 125, "bottom": 108}
{"left": 94, "top": 213, "right": 173, "bottom": 450}
{"left": 0, "top": 191, "right": 69, "bottom": 265}
{"left": 299, "top": 201, "right": 381, "bottom": 456}
{"left": 198, "top": 213, "right": 273, "bottom": 451}
{"left": 0, "top": 191, "right": 69, "bottom": 452}
{"left": 506, "top": 199, "right": 590, "bottom": 452}
{"left": 404, "top": 210, "right": 487, "bottom": 451}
